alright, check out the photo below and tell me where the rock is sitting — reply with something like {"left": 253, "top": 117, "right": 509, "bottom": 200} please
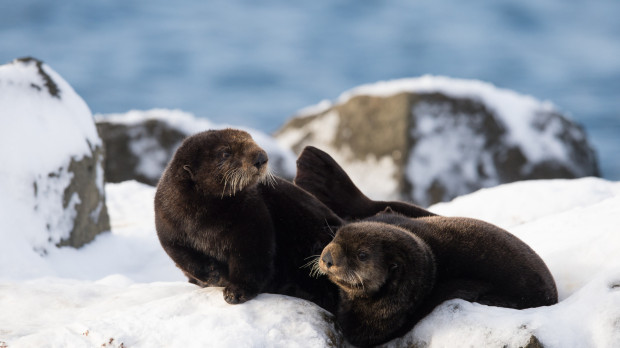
{"left": 0, "top": 57, "right": 110, "bottom": 250}
{"left": 275, "top": 76, "right": 600, "bottom": 206}
{"left": 522, "top": 335, "right": 545, "bottom": 348}
{"left": 96, "top": 115, "right": 187, "bottom": 186}
{"left": 95, "top": 109, "right": 297, "bottom": 186}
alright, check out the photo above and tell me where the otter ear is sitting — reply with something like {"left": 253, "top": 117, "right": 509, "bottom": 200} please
{"left": 183, "top": 165, "right": 195, "bottom": 179}
{"left": 389, "top": 263, "right": 399, "bottom": 272}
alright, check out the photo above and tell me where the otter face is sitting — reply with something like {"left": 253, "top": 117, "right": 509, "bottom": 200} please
{"left": 318, "top": 223, "right": 395, "bottom": 298}
{"left": 176, "top": 129, "right": 274, "bottom": 197}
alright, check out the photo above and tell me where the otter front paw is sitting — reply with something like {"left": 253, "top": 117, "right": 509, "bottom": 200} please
{"left": 223, "top": 284, "right": 257, "bottom": 304}
{"left": 202, "top": 264, "right": 222, "bottom": 284}
{"left": 189, "top": 263, "right": 225, "bottom": 287}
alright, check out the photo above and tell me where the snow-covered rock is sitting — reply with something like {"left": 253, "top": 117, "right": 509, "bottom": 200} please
{"left": 275, "top": 76, "right": 600, "bottom": 205}
{"left": 95, "top": 109, "right": 297, "bottom": 185}
{"left": 0, "top": 57, "right": 109, "bottom": 252}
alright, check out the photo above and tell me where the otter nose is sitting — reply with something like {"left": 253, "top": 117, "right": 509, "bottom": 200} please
{"left": 322, "top": 251, "right": 333, "bottom": 269}
{"left": 254, "top": 151, "right": 268, "bottom": 169}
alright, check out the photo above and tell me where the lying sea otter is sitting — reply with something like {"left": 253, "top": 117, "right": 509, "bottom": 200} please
{"left": 297, "top": 146, "right": 558, "bottom": 347}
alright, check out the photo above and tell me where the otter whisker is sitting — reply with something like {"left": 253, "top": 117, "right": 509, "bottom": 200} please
{"left": 220, "top": 168, "right": 238, "bottom": 198}
{"left": 230, "top": 167, "right": 245, "bottom": 196}
{"left": 324, "top": 220, "right": 337, "bottom": 238}
{"left": 353, "top": 271, "right": 366, "bottom": 292}
{"left": 300, "top": 255, "right": 319, "bottom": 268}
{"left": 261, "top": 170, "right": 277, "bottom": 188}
{"left": 301, "top": 255, "right": 324, "bottom": 278}
{"left": 220, "top": 172, "right": 230, "bottom": 198}
{"left": 242, "top": 168, "right": 253, "bottom": 190}
{"left": 344, "top": 271, "right": 364, "bottom": 290}
{"left": 311, "top": 262, "right": 324, "bottom": 278}
{"left": 310, "top": 259, "right": 325, "bottom": 278}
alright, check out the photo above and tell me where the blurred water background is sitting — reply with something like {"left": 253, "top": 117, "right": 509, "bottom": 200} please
{"left": 1, "top": 0, "right": 618, "bottom": 179}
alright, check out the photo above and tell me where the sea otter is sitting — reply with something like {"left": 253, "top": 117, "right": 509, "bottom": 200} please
{"left": 297, "top": 146, "right": 558, "bottom": 347}
{"left": 154, "top": 129, "right": 341, "bottom": 311}
{"left": 316, "top": 212, "right": 558, "bottom": 347}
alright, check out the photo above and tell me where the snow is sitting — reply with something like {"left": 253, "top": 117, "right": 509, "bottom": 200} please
{"left": 2, "top": 280, "right": 337, "bottom": 348}
{"left": 2, "top": 176, "right": 620, "bottom": 347}
{"left": 407, "top": 101, "right": 500, "bottom": 204}
{"left": 405, "top": 270, "right": 620, "bottom": 347}
{"left": 294, "top": 99, "right": 334, "bottom": 118}
{"left": 429, "top": 177, "right": 620, "bottom": 230}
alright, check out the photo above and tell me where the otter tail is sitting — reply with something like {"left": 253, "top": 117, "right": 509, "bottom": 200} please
{"left": 294, "top": 146, "right": 435, "bottom": 220}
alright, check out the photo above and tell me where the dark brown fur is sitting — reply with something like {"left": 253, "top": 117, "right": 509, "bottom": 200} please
{"left": 318, "top": 221, "right": 436, "bottom": 347}
{"left": 318, "top": 213, "right": 558, "bottom": 347}
{"left": 295, "top": 146, "right": 436, "bottom": 220}
{"left": 298, "top": 146, "right": 558, "bottom": 347}
{"left": 154, "top": 129, "right": 342, "bottom": 311}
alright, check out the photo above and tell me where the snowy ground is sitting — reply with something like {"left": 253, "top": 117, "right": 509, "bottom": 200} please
{"left": 2, "top": 177, "right": 620, "bottom": 347}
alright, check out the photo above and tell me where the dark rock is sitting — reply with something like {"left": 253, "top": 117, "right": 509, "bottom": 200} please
{"left": 16, "top": 57, "right": 61, "bottom": 98}
{"left": 275, "top": 78, "right": 599, "bottom": 206}
{"left": 521, "top": 335, "right": 544, "bottom": 348}
{"left": 57, "top": 143, "right": 111, "bottom": 248}
{"left": 96, "top": 119, "right": 186, "bottom": 186}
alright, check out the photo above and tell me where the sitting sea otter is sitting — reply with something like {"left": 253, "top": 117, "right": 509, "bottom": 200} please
{"left": 154, "top": 129, "right": 343, "bottom": 311}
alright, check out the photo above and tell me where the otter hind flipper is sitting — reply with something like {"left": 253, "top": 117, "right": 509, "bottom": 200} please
{"left": 295, "top": 146, "right": 436, "bottom": 220}
{"left": 294, "top": 146, "right": 372, "bottom": 220}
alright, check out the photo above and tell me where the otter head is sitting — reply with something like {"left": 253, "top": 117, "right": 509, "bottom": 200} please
{"left": 318, "top": 221, "right": 435, "bottom": 300}
{"left": 318, "top": 222, "right": 399, "bottom": 298}
{"left": 173, "top": 129, "right": 273, "bottom": 197}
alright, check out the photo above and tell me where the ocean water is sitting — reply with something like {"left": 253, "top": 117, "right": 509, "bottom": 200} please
{"left": 1, "top": 0, "right": 619, "bottom": 179}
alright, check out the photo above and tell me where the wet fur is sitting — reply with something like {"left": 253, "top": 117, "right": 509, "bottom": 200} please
{"left": 318, "top": 222, "right": 437, "bottom": 347}
{"left": 319, "top": 214, "right": 558, "bottom": 347}
{"left": 154, "top": 129, "right": 342, "bottom": 311}
{"left": 297, "top": 146, "right": 558, "bottom": 347}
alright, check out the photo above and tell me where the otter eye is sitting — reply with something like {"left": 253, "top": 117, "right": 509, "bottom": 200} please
{"left": 220, "top": 151, "right": 231, "bottom": 160}
{"left": 358, "top": 251, "right": 368, "bottom": 261}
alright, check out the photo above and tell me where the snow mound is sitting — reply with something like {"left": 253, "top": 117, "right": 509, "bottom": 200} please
{"left": 430, "top": 177, "right": 620, "bottom": 229}
{"left": 2, "top": 280, "right": 339, "bottom": 348}
{"left": 0, "top": 57, "right": 109, "bottom": 263}
{"left": 2, "top": 178, "right": 620, "bottom": 347}
{"left": 403, "top": 269, "right": 620, "bottom": 347}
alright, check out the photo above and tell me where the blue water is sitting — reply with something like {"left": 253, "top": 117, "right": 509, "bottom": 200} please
{"left": 1, "top": 0, "right": 619, "bottom": 179}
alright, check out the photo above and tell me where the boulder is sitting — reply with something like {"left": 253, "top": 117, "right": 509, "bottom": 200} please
{"left": 0, "top": 57, "right": 110, "bottom": 250}
{"left": 275, "top": 76, "right": 600, "bottom": 206}
{"left": 96, "top": 113, "right": 187, "bottom": 186}
{"left": 95, "top": 109, "right": 297, "bottom": 186}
